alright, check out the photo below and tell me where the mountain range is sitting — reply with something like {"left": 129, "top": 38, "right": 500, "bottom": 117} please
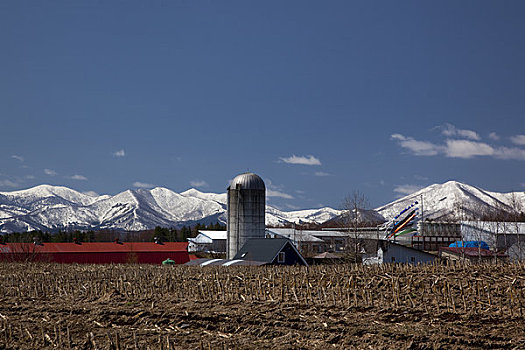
{"left": 0, "top": 185, "right": 341, "bottom": 233}
{"left": 1, "top": 181, "right": 524, "bottom": 233}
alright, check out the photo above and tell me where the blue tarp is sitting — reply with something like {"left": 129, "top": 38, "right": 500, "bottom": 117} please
{"left": 449, "top": 241, "right": 490, "bottom": 250}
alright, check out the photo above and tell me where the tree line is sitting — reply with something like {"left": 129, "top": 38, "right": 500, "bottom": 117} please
{"left": 0, "top": 222, "right": 226, "bottom": 244}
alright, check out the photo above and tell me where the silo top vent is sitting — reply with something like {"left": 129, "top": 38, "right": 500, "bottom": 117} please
{"left": 229, "top": 172, "right": 265, "bottom": 190}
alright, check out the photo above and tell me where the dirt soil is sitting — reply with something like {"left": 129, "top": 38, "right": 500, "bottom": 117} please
{"left": 0, "top": 263, "right": 523, "bottom": 349}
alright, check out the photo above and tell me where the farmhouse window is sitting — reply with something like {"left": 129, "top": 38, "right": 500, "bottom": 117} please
{"left": 278, "top": 252, "right": 285, "bottom": 263}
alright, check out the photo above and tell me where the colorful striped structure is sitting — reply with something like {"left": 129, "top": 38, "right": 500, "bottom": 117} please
{"left": 385, "top": 201, "right": 420, "bottom": 239}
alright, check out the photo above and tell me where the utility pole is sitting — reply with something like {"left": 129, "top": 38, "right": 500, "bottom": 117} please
{"left": 420, "top": 194, "right": 424, "bottom": 223}
{"left": 293, "top": 222, "right": 296, "bottom": 247}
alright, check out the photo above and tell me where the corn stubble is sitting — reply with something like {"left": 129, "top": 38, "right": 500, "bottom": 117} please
{"left": 0, "top": 262, "right": 523, "bottom": 349}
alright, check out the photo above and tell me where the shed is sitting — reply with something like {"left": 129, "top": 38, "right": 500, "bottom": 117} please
{"left": 363, "top": 240, "right": 436, "bottom": 265}
{"left": 308, "top": 251, "right": 342, "bottom": 265}
{"left": 265, "top": 228, "right": 327, "bottom": 256}
{"left": 233, "top": 238, "right": 308, "bottom": 266}
{"left": 439, "top": 247, "right": 507, "bottom": 264}
{"left": 0, "top": 241, "right": 190, "bottom": 264}
{"left": 187, "top": 230, "right": 226, "bottom": 253}
{"left": 379, "top": 240, "right": 436, "bottom": 264}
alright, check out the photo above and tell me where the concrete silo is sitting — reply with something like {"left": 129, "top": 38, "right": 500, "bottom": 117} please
{"left": 227, "top": 172, "right": 266, "bottom": 259}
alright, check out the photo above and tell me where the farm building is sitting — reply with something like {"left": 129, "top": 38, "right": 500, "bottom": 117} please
{"left": 439, "top": 247, "right": 508, "bottom": 264}
{"left": 459, "top": 221, "right": 525, "bottom": 258}
{"left": 0, "top": 241, "right": 190, "bottom": 264}
{"left": 187, "top": 230, "right": 226, "bottom": 253}
{"left": 267, "top": 228, "right": 378, "bottom": 255}
{"left": 265, "top": 228, "right": 327, "bottom": 256}
{"left": 415, "top": 221, "right": 525, "bottom": 254}
{"left": 363, "top": 240, "right": 437, "bottom": 265}
{"left": 233, "top": 238, "right": 308, "bottom": 266}
{"left": 307, "top": 252, "right": 342, "bottom": 265}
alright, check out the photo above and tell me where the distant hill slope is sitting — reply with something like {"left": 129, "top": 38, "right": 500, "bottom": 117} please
{"left": 376, "top": 180, "right": 525, "bottom": 222}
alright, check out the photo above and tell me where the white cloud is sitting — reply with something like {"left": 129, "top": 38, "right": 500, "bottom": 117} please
{"left": 0, "top": 180, "right": 18, "bottom": 188}
{"left": 190, "top": 180, "right": 208, "bottom": 188}
{"left": 266, "top": 189, "right": 294, "bottom": 199}
{"left": 69, "top": 174, "right": 88, "bottom": 181}
{"left": 493, "top": 146, "right": 525, "bottom": 160}
{"left": 133, "top": 181, "right": 155, "bottom": 188}
{"left": 394, "top": 184, "right": 424, "bottom": 196}
{"left": 82, "top": 191, "right": 99, "bottom": 197}
{"left": 391, "top": 134, "right": 442, "bottom": 156}
{"left": 113, "top": 149, "right": 126, "bottom": 157}
{"left": 488, "top": 132, "right": 500, "bottom": 141}
{"left": 510, "top": 135, "right": 525, "bottom": 146}
{"left": 25, "top": 175, "right": 35, "bottom": 180}
{"left": 314, "top": 171, "right": 331, "bottom": 177}
{"left": 279, "top": 155, "right": 321, "bottom": 166}
{"left": 44, "top": 169, "right": 57, "bottom": 176}
{"left": 444, "top": 140, "right": 495, "bottom": 158}
{"left": 392, "top": 131, "right": 525, "bottom": 161}
{"left": 264, "top": 179, "right": 294, "bottom": 199}
{"left": 11, "top": 155, "right": 24, "bottom": 162}
{"left": 441, "top": 123, "right": 480, "bottom": 140}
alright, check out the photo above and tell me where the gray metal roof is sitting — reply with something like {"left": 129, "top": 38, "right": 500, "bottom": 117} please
{"left": 269, "top": 228, "right": 350, "bottom": 238}
{"left": 266, "top": 228, "right": 325, "bottom": 243}
{"left": 233, "top": 238, "right": 307, "bottom": 266}
{"left": 229, "top": 172, "right": 265, "bottom": 190}
{"left": 185, "top": 258, "right": 266, "bottom": 266}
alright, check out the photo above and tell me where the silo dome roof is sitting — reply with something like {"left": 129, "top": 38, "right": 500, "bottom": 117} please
{"left": 229, "top": 172, "right": 265, "bottom": 190}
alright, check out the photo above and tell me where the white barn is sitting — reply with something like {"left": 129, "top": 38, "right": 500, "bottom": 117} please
{"left": 187, "top": 230, "right": 227, "bottom": 253}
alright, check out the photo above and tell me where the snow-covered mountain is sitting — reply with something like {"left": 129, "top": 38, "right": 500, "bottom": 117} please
{"left": 0, "top": 185, "right": 342, "bottom": 233}
{"left": 376, "top": 180, "right": 525, "bottom": 222}
{"left": 1, "top": 181, "right": 523, "bottom": 233}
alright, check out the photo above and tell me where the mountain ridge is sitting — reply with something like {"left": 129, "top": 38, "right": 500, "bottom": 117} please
{"left": 376, "top": 180, "right": 525, "bottom": 222}
{"left": 1, "top": 181, "right": 524, "bottom": 233}
{"left": 0, "top": 185, "right": 343, "bottom": 233}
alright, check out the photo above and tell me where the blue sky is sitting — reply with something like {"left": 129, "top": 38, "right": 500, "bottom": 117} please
{"left": 1, "top": 1, "right": 525, "bottom": 209}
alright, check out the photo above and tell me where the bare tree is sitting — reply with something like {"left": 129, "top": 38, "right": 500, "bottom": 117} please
{"left": 509, "top": 192, "right": 524, "bottom": 261}
{"left": 491, "top": 199, "right": 510, "bottom": 253}
{"left": 341, "top": 191, "right": 369, "bottom": 263}
{"left": 452, "top": 194, "right": 467, "bottom": 262}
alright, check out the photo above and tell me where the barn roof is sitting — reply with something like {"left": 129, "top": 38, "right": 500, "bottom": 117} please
{"left": 198, "top": 230, "right": 227, "bottom": 240}
{"left": 266, "top": 228, "right": 325, "bottom": 243}
{"left": 0, "top": 242, "right": 188, "bottom": 254}
{"left": 233, "top": 238, "right": 308, "bottom": 265}
{"left": 185, "top": 258, "right": 266, "bottom": 266}
{"left": 440, "top": 247, "right": 507, "bottom": 258}
{"left": 312, "top": 252, "right": 341, "bottom": 259}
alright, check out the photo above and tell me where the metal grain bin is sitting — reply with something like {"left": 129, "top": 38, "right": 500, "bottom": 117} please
{"left": 227, "top": 173, "right": 266, "bottom": 259}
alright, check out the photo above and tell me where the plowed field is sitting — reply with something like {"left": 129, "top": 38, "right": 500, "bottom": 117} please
{"left": 0, "top": 262, "right": 523, "bottom": 349}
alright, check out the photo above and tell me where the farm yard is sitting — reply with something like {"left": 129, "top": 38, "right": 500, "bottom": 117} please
{"left": 0, "top": 262, "right": 524, "bottom": 349}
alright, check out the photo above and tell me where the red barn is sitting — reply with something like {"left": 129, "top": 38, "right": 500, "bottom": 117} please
{"left": 0, "top": 241, "right": 190, "bottom": 264}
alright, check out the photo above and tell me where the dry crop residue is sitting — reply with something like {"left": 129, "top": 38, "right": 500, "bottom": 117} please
{"left": 0, "top": 262, "right": 524, "bottom": 349}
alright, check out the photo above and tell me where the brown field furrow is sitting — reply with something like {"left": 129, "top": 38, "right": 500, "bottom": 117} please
{"left": 0, "top": 262, "right": 524, "bottom": 349}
